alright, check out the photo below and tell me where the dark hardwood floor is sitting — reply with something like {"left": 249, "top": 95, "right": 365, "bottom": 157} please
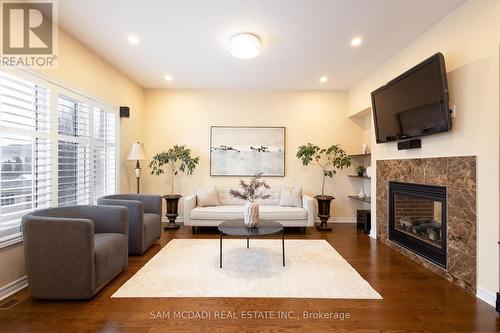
{"left": 0, "top": 224, "right": 498, "bottom": 333}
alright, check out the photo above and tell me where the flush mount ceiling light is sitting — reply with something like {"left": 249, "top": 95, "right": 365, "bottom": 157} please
{"left": 351, "top": 36, "right": 362, "bottom": 47}
{"left": 319, "top": 76, "right": 328, "bottom": 83}
{"left": 127, "top": 34, "right": 140, "bottom": 45}
{"left": 229, "top": 33, "right": 261, "bottom": 59}
{"left": 164, "top": 74, "right": 173, "bottom": 82}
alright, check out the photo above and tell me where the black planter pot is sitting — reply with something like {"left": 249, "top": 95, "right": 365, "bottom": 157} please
{"left": 162, "top": 194, "right": 182, "bottom": 230}
{"left": 315, "top": 195, "right": 334, "bottom": 231}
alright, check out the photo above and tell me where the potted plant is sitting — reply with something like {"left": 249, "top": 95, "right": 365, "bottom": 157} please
{"left": 229, "top": 173, "right": 271, "bottom": 227}
{"left": 296, "top": 143, "right": 351, "bottom": 231}
{"left": 356, "top": 165, "right": 366, "bottom": 177}
{"left": 149, "top": 145, "right": 200, "bottom": 230}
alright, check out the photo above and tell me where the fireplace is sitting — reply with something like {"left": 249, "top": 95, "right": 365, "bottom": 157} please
{"left": 388, "top": 181, "right": 447, "bottom": 268}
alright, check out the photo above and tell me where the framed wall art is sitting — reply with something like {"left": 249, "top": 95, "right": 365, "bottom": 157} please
{"left": 210, "top": 126, "right": 285, "bottom": 177}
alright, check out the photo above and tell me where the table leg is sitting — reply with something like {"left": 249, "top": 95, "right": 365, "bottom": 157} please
{"left": 247, "top": 237, "right": 249, "bottom": 249}
{"left": 219, "top": 232, "right": 223, "bottom": 268}
{"left": 282, "top": 229, "right": 285, "bottom": 266}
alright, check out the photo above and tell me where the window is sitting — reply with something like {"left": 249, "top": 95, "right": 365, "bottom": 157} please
{"left": 0, "top": 72, "right": 52, "bottom": 245}
{"left": 93, "top": 107, "right": 116, "bottom": 202}
{"left": 0, "top": 71, "right": 118, "bottom": 246}
{"left": 57, "top": 96, "right": 90, "bottom": 206}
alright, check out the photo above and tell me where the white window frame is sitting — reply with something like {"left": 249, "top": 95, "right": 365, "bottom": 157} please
{"left": 0, "top": 68, "right": 120, "bottom": 248}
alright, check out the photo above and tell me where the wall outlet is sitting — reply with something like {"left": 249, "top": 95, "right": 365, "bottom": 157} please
{"left": 450, "top": 105, "right": 456, "bottom": 119}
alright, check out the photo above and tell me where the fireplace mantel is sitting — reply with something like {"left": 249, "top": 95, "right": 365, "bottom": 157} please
{"left": 376, "top": 156, "right": 476, "bottom": 294}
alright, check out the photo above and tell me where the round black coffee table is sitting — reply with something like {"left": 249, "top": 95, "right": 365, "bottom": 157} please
{"left": 218, "top": 220, "right": 285, "bottom": 268}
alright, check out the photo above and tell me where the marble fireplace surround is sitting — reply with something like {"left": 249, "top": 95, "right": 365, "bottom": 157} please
{"left": 376, "top": 156, "right": 476, "bottom": 294}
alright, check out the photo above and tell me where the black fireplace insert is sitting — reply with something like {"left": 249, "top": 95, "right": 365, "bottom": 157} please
{"left": 388, "top": 181, "right": 447, "bottom": 268}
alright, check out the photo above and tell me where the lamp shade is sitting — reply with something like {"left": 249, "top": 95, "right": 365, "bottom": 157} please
{"left": 127, "top": 142, "right": 146, "bottom": 161}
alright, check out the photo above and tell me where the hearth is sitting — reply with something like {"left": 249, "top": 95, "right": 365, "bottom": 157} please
{"left": 388, "top": 181, "right": 447, "bottom": 268}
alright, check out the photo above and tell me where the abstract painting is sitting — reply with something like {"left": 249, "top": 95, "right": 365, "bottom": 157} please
{"left": 210, "top": 126, "right": 285, "bottom": 176}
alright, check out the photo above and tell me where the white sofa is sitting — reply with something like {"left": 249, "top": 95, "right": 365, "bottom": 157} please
{"left": 183, "top": 187, "right": 315, "bottom": 230}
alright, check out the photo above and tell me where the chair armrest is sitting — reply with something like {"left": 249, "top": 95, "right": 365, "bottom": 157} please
{"left": 21, "top": 215, "right": 96, "bottom": 299}
{"left": 86, "top": 205, "right": 128, "bottom": 236}
{"left": 97, "top": 198, "right": 143, "bottom": 228}
{"left": 302, "top": 195, "right": 316, "bottom": 227}
{"left": 183, "top": 194, "right": 197, "bottom": 226}
{"left": 138, "top": 195, "right": 162, "bottom": 215}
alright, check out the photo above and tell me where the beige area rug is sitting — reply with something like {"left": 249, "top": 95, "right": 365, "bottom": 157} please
{"left": 112, "top": 239, "right": 382, "bottom": 299}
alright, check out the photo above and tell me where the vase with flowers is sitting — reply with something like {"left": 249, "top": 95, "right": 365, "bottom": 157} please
{"left": 229, "top": 173, "right": 271, "bottom": 227}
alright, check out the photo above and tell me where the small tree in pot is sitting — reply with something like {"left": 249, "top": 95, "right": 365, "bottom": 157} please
{"left": 149, "top": 145, "right": 200, "bottom": 230}
{"left": 296, "top": 143, "right": 351, "bottom": 231}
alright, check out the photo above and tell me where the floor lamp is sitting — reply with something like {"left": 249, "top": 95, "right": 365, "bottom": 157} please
{"left": 127, "top": 142, "right": 146, "bottom": 194}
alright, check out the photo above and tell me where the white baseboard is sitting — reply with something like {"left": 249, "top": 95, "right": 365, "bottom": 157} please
{"left": 0, "top": 276, "right": 27, "bottom": 301}
{"left": 369, "top": 230, "right": 377, "bottom": 239}
{"left": 476, "top": 287, "right": 496, "bottom": 307}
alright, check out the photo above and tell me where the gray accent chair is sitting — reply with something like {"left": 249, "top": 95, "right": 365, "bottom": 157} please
{"left": 97, "top": 194, "right": 162, "bottom": 255}
{"left": 21, "top": 205, "right": 128, "bottom": 300}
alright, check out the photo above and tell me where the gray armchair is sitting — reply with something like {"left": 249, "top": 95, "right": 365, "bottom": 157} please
{"left": 97, "top": 194, "right": 162, "bottom": 255}
{"left": 21, "top": 205, "right": 128, "bottom": 300}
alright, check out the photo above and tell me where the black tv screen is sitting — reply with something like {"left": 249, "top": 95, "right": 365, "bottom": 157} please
{"left": 371, "top": 53, "right": 451, "bottom": 143}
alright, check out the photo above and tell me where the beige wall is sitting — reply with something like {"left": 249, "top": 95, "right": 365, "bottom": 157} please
{"left": 39, "top": 30, "right": 145, "bottom": 193}
{"left": 348, "top": 0, "right": 500, "bottom": 299}
{"left": 142, "top": 90, "right": 367, "bottom": 219}
{"left": 0, "top": 29, "right": 145, "bottom": 295}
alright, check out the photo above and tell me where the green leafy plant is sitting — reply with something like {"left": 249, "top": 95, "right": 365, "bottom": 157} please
{"left": 296, "top": 143, "right": 351, "bottom": 196}
{"left": 229, "top": 173, "right": 271, "bottom": 202}
{"left": 356, "top": 165, "right": 366, "bottom": 177}
{"left": 149, "top": 145, "right": 200, "bottom": 194}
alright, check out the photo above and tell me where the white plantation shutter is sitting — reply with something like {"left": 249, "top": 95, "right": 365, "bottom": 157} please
{"left": 0, "top": 70, "right": 118, "bottom": 246}
{"left": 0, "top": 72, "right": 52, "bottom": 244}
{"left": 93, "top": 107, "right": 116, "bottom": 202}
{"left": 57, "top": 96, "right": 91, "bottom": 206}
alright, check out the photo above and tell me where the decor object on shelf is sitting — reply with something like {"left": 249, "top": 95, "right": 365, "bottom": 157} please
{"left": 229, "top": 32, "right": 261, "bottom": 59}
{"left": 127, "top": 142, "right": 146, "bottom": 193}
{"left": 366, "top": 166, "right": 372, "bottom": 178}
{"left": 150, "top": 145, "right": 200, "bottom": 230}
{"left": 356, "top": 165, "right": 366, "bottom": 177}
{"left": 362, "top": 144, "right": 369, "bottom": 154}
{"left": 358, "top": 186, "right": 366, "bottom": 199}
{"left": 296, "top": 143, "right": 351, "bottom": 231}
{"left": 210, "top": 126, "right": 285, "bottom": 176}
{"left": 229, "top": 173, "right": 271, "bottom": 227}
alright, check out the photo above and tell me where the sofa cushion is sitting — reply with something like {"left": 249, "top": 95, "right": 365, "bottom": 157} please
{"left": 191, "top": 205, "right": 307, "bottom": 220}
{"left": 94, "top": 233, "right": 127, "bottom": 288}
{"left": 279, "top": 187, "right": 302, "bottom": 207}
{"left": 216, "top": 187, "right": 281, "bottom": 206}
{"left": 143, "top": 213, "right": 161, "bottom": 248}
{"left": 196, "top": 186, "right": 220, "bottom": 207}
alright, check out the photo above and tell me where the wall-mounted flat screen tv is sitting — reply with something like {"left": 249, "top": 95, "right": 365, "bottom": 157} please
{"left": 371, "top": 53, "right": 451, "bottom": 143}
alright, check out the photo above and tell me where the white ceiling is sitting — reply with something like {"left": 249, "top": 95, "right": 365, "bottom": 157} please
{"left": 58, "top": 0, "right": 465, "bottom": 90}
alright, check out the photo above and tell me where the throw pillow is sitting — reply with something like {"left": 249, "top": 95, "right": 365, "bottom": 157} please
{"left": 279, "top": 187, "right": 302, "bottom": 207}
{"left": 196, "top": 186, "right": 220, "bottom": 207}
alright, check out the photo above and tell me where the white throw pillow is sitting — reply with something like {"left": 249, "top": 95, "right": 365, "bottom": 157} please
{"left": 279, "top": 187, "right": 302, "bottom": 207}
{"left": 196, "top": 186, "right": 220, "bottom": 207}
